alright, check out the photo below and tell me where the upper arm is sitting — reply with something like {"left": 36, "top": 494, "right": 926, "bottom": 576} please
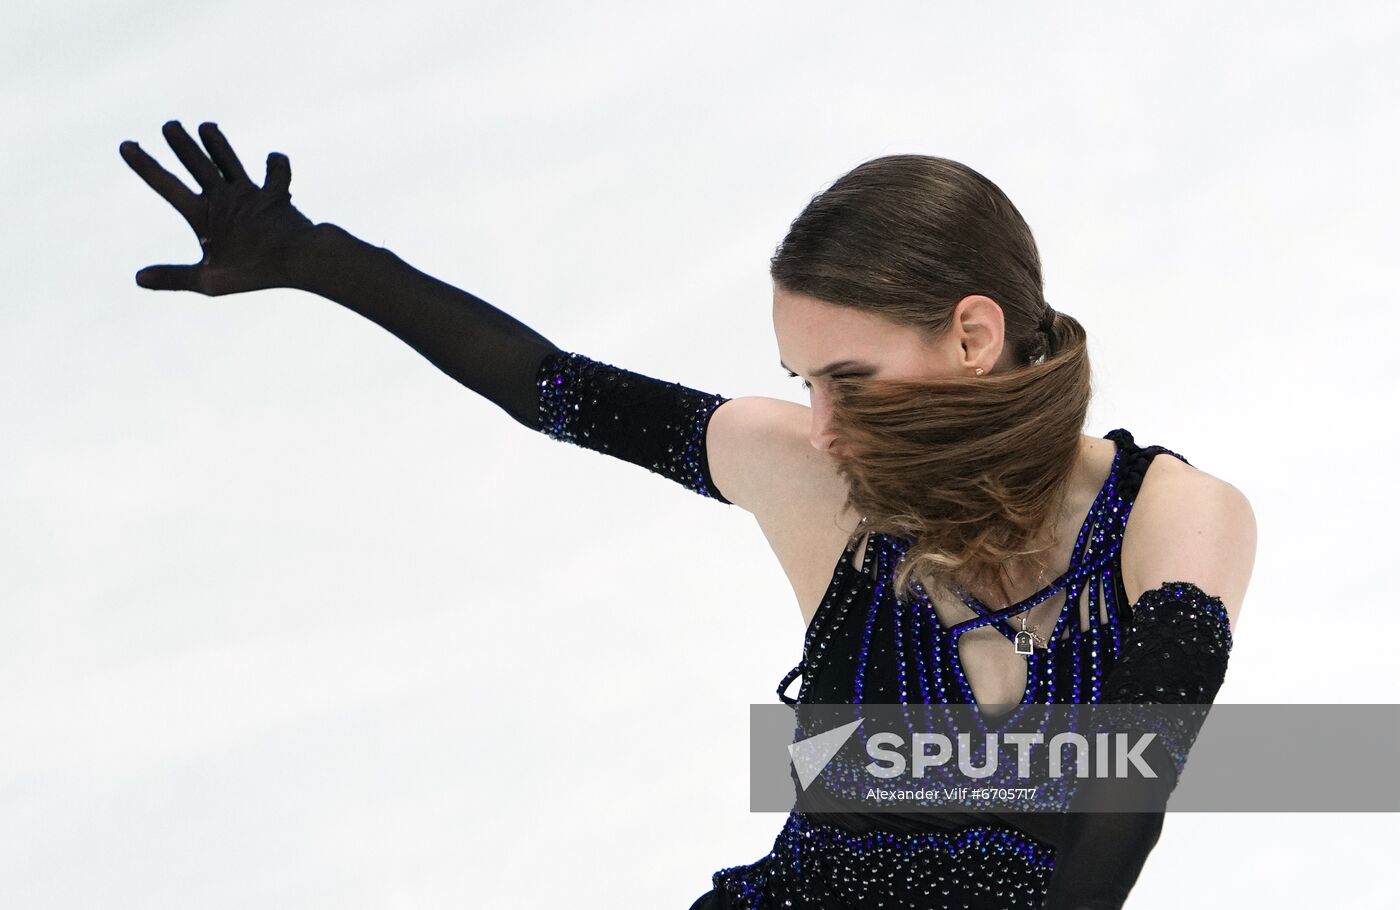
{"left": 706, "top": 396, "right": 847, "bottom": 515}
{"left": 1045, "top": 456, "right": 1257, "bottom": 908}
{"left": 706, "top": 396, "right": 864, "bottom": 621}
{"left": 1121, "top": 455, "right": 1258, "bottom": 634}
{"left": 532, "top": 349, "right": 857, "bottom": 621}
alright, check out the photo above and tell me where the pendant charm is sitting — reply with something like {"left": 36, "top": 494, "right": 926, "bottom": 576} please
{"left": 1014, "top": 613, "right": 1043, "bottom": 656}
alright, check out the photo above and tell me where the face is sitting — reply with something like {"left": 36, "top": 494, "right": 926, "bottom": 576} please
{"left": 773, "top": 287, "right": 1010, "bottom": 450}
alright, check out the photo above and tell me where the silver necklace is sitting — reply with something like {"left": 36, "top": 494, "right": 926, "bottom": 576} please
{"left": 1009, "top": 562, "right": 1053, "bottom": 657}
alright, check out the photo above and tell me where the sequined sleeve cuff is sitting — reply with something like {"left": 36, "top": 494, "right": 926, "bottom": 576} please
{"left": 534, "top": 350, "right": 734, "bottom": 504}
{"left": 1042, "top": 583, "right": 1234, "bottom": 909}
{"left": 1102, "top": 580, "right": 1234, "bottom": 775}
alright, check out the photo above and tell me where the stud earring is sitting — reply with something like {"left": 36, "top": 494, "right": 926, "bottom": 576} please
{"left": 974, "top": 367, "right": 984, "bottom": 376}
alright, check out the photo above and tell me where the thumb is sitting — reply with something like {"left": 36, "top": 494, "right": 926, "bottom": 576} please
{"left": 135, "top": 264, "right": 202, "bottom": 292}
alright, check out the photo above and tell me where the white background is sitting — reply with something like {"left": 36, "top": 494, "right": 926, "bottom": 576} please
{"left": 4, "top": 1, "right": 1398, "bottom": 907}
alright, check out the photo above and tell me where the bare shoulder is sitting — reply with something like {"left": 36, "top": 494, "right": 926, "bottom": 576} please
{"left": 1121, "top": 452, "right": 1258, "bottom": 633}
{"left": 706, "top": 396, "right": 863, "bottom": 623}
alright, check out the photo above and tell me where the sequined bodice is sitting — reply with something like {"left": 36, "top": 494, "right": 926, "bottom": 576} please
{"left": 531, "top": 350, "right": 1235, "bottom": 910}
{"left": 700, "top": 428, "right": 1220, "bottom": 910}
{"left": 779, "top": 428, "right": 1151, "bottom": 711}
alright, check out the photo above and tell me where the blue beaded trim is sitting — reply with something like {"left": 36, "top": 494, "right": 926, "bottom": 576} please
{"left": 774, "top": 813, "right": 1056, "bottom": 867}
{"left": 842, "top": 440, "right": 1132, "bottom": 708}
{"left": 710, "top": 811, "right": 1056, "bottom": 910}
{"left": 729, "top": 432, "right": 1233, "bottom": 908}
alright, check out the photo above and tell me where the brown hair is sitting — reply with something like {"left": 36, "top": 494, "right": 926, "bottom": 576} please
{"left": 769, "top": 154, "right": 1092, "bottom": 607}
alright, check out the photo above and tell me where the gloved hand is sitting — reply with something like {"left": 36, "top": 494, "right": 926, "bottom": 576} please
{"left": 119, "top": 119, "right": 317, "bottom": 295}
{"left": 119, "top": 117, "right": 561, "bottom": 429}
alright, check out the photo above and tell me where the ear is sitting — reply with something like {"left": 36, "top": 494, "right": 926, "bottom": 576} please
{"left": 951, "top": 294, "right": 1008, "bottom": 371}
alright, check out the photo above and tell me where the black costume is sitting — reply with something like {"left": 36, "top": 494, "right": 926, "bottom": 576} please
{"left": 534, "top": 351, "right": 1233, "bottom": 910}
{"left": 118, "top": 125, "right": 1232, "bottom": 909}
{"left": 284, "top": 229, "right": 1233, "bottom": 910}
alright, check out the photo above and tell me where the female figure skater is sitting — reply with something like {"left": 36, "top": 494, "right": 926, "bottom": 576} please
{"left": 119, "top": 120, "right": 1256, "bottom": 909}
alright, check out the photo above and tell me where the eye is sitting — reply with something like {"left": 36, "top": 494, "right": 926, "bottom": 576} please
{"left": 784, "top": 369, "right": 812, "bottom": 392}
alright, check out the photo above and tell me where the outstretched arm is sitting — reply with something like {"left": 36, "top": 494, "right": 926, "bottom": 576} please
{"left": 287, "top": 230, "right": 737, "bottom": 502}
{"left": 286, "top": 221, "right": 563, "bottom": 432}
{"left": 120, "top": 119, "right": 736, "bottom": 503}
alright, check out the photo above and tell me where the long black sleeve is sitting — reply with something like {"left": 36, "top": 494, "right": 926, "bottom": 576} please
{"left": 289, "top": 222, "right": 562, "bottom": 429}
{"left": 1039, "top": 581, "right": 1234, "bottom": 909}
{"left": 289, "top": 224, "right": 733, "bottom": 503}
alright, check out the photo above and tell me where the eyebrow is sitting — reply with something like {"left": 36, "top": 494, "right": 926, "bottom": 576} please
{"left": 778, "top": 359, "right": 871, "bottom": 378}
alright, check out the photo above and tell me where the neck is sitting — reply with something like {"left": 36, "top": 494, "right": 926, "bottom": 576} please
{"left": 989, "top": 433, "right": 1113, "bottom": 605}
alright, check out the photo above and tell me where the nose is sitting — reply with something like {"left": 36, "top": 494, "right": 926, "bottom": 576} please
{"left": 809, "top": 394, "right": 837, "bottom": 451}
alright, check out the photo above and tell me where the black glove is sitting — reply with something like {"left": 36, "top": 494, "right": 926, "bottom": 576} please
{"left": 120, "top": 119, "right": 560, "bottom": 428}
{"left": 119, "top": 120, "right": 318, "bottom": 295}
